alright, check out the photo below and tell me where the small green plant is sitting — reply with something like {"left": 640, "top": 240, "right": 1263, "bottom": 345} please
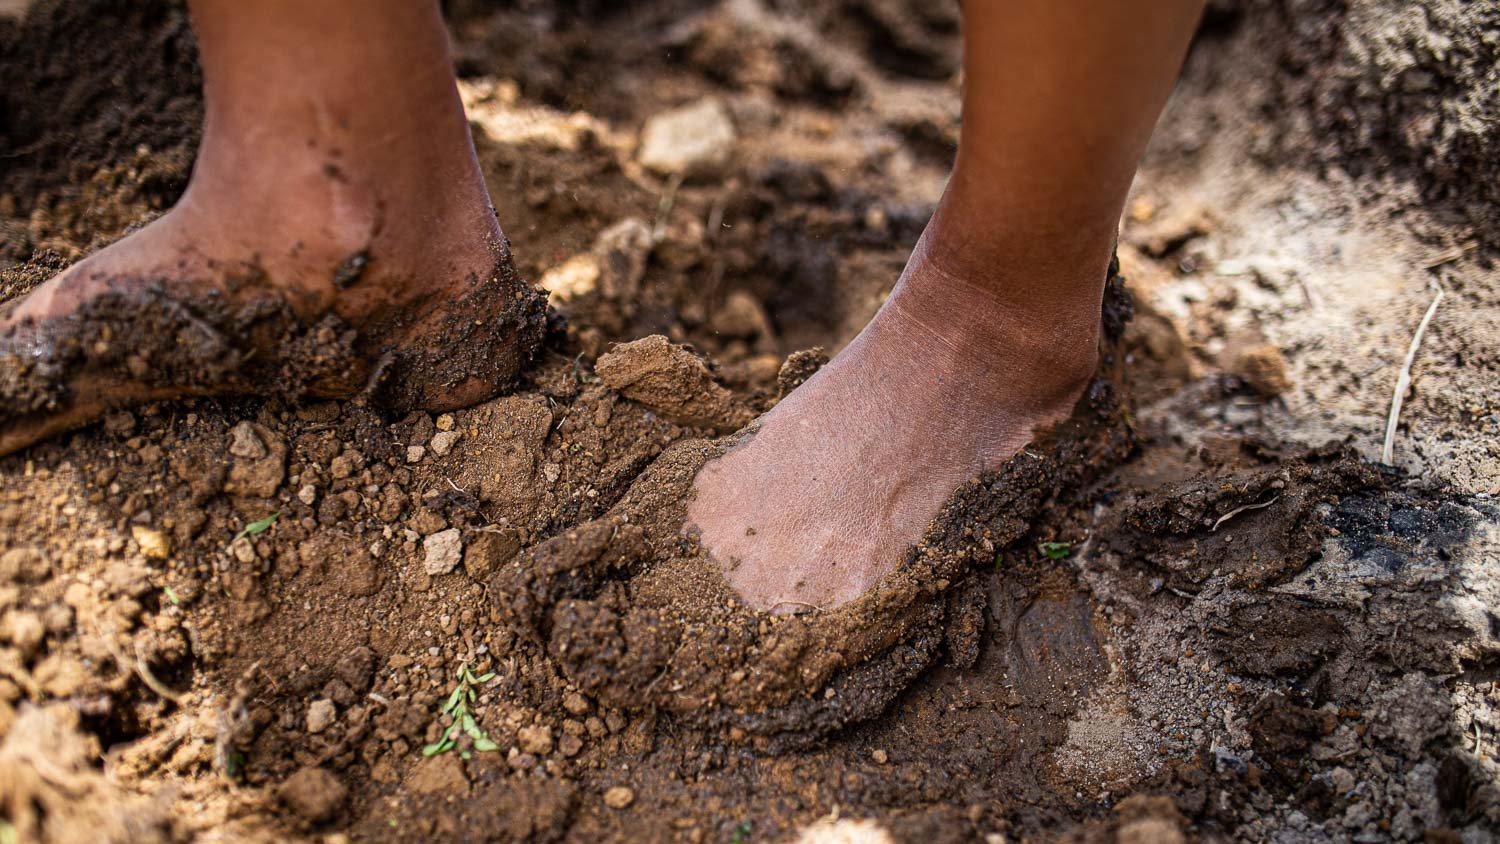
{"left": 232, "top": 512, "right": 279, "bottom": 543}
{"left": 729, "top": 820, "right": 753, "bottom": 844}
{"left": 163, "top": 586, "right": 181, "bottom": 606}
{"left": 423, "top": 662, "right": 499, "bottom": 758}
{"left": 1039, "top": 541, "right": 1072, "bottom": 560}
{"left": 224, "top": 751, "right": 246, "bottom": 779}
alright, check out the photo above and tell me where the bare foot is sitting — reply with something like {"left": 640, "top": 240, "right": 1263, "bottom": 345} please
{"left": 687, "top": 233, "right": 1104, "bottom": 611}
{"left": 0, "top": 0, "right": 547, "bottom": 456}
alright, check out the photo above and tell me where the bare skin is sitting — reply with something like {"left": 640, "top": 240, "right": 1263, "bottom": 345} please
{"left": 687, "top": 0, "right": 1207, "bottom": 611}
{"left": 0, "top": 0, "right": 541, "bottom": 455}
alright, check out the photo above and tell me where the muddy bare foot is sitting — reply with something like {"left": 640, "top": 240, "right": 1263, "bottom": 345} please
{"left": 0, "top": 172, "right": 545, "bottom": 456}
{"left": 0, "top": 0, "right": 547, "bottom": 456}
{"left": 688, "top": 235, "right": 1105, "bottom": 610}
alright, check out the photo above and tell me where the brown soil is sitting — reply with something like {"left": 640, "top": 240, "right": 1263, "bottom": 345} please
{"left": 2, "top": 0, "right": 1497, "bottom": 842}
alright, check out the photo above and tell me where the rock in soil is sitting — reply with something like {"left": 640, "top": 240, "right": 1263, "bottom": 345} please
{"left": 422, "top": 528, "right": 463, "bottom": 576}
{"left": 603, "top": 785, "right": 635, "bottom": 809}
{"left": 637, "top": 97, "right": 736, "bottom": 177}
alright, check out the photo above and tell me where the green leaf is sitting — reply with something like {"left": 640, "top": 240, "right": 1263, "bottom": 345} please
{"left": 1039, "top": 541, "right": 1072, "bottom": 560}
{"left": 461, "top": 750, "right": 473, "bottom": 760}
{"left": 163, "top": 586, "right": 181, "bottom": 605}
{"left": 473, "top": 737, "right": 499, "bottom": 752}
{"left": 476, "top": 672, "right": 496, "bottom": 683}
{"left": 730, "top": 820, "right": 753, "bottom": 844}
{"left": 461, "top": 713, "right": 479, "bottom": 734}
{"left": 443, "top": 685, "right": 465, "bottom": 714}
{"left": 421, "top": 741, "right": 446, "bottom": 756}
{"left": 232, "top": 512, "right": 280, "bottom": 543}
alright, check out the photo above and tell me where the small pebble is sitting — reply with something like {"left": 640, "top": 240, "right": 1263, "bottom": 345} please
{"left": 872, "top": 749, "right": 889, "bottom": 765}
{"left": 603, "top": 786, "right": 635, "bottom": 809}
{"left": 422, "top": 529, "right": 463, "bottom": 576}
{"left": 297, "top": 485, "right": 317, "bottom": 505}
{"left": 429, "top": 430, "right": 461, "bottom": 457}
{"left": 230, "top": 537, "right": 257, "bottom": 564}
{"left": 227, "top": 421, "right": 268, "bottom": 459}
{"left": 131, "top": 526, "right": 172, "bottom": 560}
{"left": 306, "top": 698, "right": 337, "bottom": 734}
{"left": 435, "top": 413, "right": 456, "bottom": 432}
{"left": 406, "top": 445, "right": 426, "bottom": 463}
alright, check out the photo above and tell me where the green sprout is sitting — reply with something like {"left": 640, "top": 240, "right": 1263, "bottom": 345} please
{"left": 232, "top": 512, "right": 280, "bottom": 543}
{"left": 423, "top": 662, "right": 499, "bottom": 758}
{"left": 729, "top": 821, "right": 753, "bottom": 844}
{"left": 164, "top": 586, "right": 181, "bottom": 606}
{"left": 1039, "top": 541, "right": 1072, "bottom": 560}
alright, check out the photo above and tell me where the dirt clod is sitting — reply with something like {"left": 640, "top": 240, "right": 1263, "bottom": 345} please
{"left": 464, "top": 529, "right": 520, "bottom": 581}
{"left": 277, "top": 767, "right": 347, "bottom": 823}
{"left": 1231, "top": 342, "right": 1292, "bottom": 397}
{"left": 518, "top": 724, "right": 555, "bottom": 755}
{"left": 0, "top": 546, "right": 49, "bottom": 582}
{"left": 595, "top": 335, "right": 752, "bottom": 431}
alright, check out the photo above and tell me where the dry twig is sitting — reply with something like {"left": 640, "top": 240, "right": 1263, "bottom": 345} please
{"left": 1211, "top": 495, "right": 1282, "bottom": 532}
{"left": 1381, "top": 280, "right": 1445, "bottom": 465}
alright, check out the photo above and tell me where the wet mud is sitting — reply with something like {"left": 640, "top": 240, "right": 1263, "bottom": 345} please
{"left": 0, "top": 249, "right": 548, "bottom": 455}
{"left": 2, "top": 0, "right": 1497, "bottom": 841}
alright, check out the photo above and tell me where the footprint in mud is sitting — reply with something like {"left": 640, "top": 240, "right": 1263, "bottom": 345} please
{"left": 1004, "top": 589, "right": 1109, "bottom": 714}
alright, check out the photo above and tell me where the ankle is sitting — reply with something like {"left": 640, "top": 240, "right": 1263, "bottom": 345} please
{"left": 887, "top": 247, "right": 1101, "bottom": 389}
{"left": 174, "top": 132, "right": 501, "bottom": 297}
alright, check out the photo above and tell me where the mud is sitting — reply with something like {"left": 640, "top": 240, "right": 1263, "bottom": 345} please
{"left": 2, "top": 0, "right": 1498, "bottom": 841}
{"left": 493, "top": 371, "right": 1131, "bottom": 752}
{"left": 0, "top": 247, "right": 548, "bottom": 455}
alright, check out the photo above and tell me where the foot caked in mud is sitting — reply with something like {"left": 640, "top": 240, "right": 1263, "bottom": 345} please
{"left": 491, "top": 272, "right": 1136, "bottom": 751}
{"left": 0, "top": 245, "right": 547, "bottom": 456}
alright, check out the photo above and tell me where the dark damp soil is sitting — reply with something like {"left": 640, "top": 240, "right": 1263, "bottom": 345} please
{"left": 1, "top": 0, "right": 1497, "bottom": 842}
